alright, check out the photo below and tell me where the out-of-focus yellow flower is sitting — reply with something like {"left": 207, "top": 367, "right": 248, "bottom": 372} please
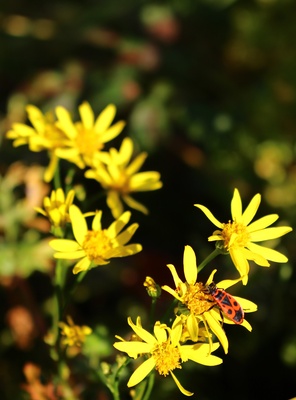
{"left": 50, "top": 205, "right": 142, "bottom": 274}
{"left": 6, "top": 105, "right": 69, "bottom": 182}
{"left": 35, "top": 188, "right": 75, "bottom": 231}
{"left": 195, "top": 188, "right": 292, "bottom": 284}
{"left": 114, "top": 315, "right": 222, "bottom": 397}
{"left": 55, "top": 102, "right": 125, "bottom": 169}
{"left": 59, "top": 316, "right": 92, "bottom": 347}
{"left": 162, "top": 246, "right": 257, "bottom": 354}
{"left": 6, "top": 102, "right": 125, "bottom": 181}
{"left": 85, "top": 137, "right": 163, "bottom": 218}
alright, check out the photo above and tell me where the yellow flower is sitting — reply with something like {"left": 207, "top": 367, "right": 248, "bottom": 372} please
{"left": 6, "top": 105, "right": 70, "bottom": 182}
{"left": 162, "top": 246, "right": 257, "bottom": 354}
{"left": 49, "top": 205, "right": 142, "bottom": 274}
{"left": 195, "top": 188, "right": 293, "bottom": 284}
{"left": 55, "top": 102, "right": 125, "bottom": 169}
{"left": 59, "top": 315, "right": 92, "bottom": 347}
{"left": 35, "top": 188, "right": 75, "bottom": 230}
{"left": 85, "top": 137, "right": 163, "bottom": 218}
{"left": 113, "top": 315, "right": 222, "bottom": 397}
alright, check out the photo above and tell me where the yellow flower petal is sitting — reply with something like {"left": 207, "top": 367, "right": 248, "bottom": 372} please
{"left": 127, "top": 317, "right": 157, "bottom": 345}
{"left": 55, "top": 106, "right": 77, "bottom": 139}
{"left": 161, "top": 284, "right": 181, "bottom": 301}
{"left": 50, "top": 239, "right": 81, "bottom": 252}
{"left": 154, "top": 322, "right": 167, "bottom": 343}
{"left": 229, "top": 247, "right": 250, "bottom": 278}
{"left": 69, "top": 205, "right": 88, "bottom": 245}
{"left": 166, "top": 264, "right": 182, "bottom": 289}
{"left": 206, "top": 269, "right": 217, "bottom": 285}
{"left": 216, "top": 277, "right": 242, "bottom": 290}
{"left": 127, "top": 357, "right": 155, "bottom": 387}
{"left": 186, "top": 313, "right": 199, "bottom": 342}
{"left": 113, "top": 341, "right": 153, "bottom": 358}
{"left": 184, "top": 245, "right": 197, "bottom": 285}
{"left": 247, "top": 242, "right": 288, "bottom": 263}
{"left": 126, "top": 153, "right": 147, "bottom": 176}
{"left": 170, "top": 371, "right": 193, "bottom": 397}
{"left": 171, "top": 317, "right": 183, "bottom": 346}
{"left": 240, "top": 319, "right": 252, "bottom": 332}
{"left": 106, "top": 244, "right": 142, "bottom": 258}
{"left": 92, "top": 210, "right": 102, "bottom": 231}
{"left": 241, "top": 193, "right": 261, "bottom": 225}
{"left": 129, "top": 172, "right": 162, "bottom": 189}
{"left": 250, "top": 226, "right": 292, "bottom": 242}
{"left": 107, "top": 191, "right": 124, "bottom": 219}
{"left": 100, "top": 121, "right": 126, "bottom": 143}
{"left": 182, "top": 343, "right": 223, "bottom": 366}
{"left": 205, "top": 311, "right": 229, "bottom": 354}
{"left": 26, "top": 105, "right": 45, "bottom": 133}
{"left": 247, "top": 214, "right": 279, "bottom": 232}
{"left": 94, "top": 104, "right": 116, "bottom": 133}
{"left": 44, "top": 153, "right": 59, "bottom": 183}
{"left": 231, "top": 188, "right": 242, "bottom": 221}
{"left": 116, "top": 137, "right": 133, "bottom": 165}
{"left": 107, "top": 211, "right": 131, "bottom": 238}
{"left": 123, "top": 195, "right": 149, "bottom": 215}
{"left": 72, "top": 257, "right": 92, "bottom": 274}
{"left": 53, "top": 250, "right": 86, "bottom": 259}
{"left": 79, "top": 102, "right": 94, "bottom": 130}
{"left": 194, "top": 204, "right": 223, "bottom": 228}
{"left": 116, "top": 223, "right": 139, "bottom": 246}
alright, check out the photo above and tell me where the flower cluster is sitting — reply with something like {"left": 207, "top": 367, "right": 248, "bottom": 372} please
{"left": 7, "top": 102, "right": 162, "bottom": 218}
{"left": 6, "top": 101, "right": 293, "bottom": 399}
{"left": 114, "top": 189, "right": 292, "bottom": 396}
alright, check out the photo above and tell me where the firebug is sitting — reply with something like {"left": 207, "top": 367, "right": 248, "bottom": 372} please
{"left": 205, "top": 282, "right": 244, "bottom": 325}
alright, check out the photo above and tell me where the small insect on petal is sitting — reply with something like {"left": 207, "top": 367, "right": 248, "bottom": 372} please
{"left": 205, "top": 282, "right": 244, "bottom": 324}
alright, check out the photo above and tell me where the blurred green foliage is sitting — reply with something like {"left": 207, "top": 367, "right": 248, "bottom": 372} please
{"left": 1, "top": 0, "right": 296, "bottom": 399}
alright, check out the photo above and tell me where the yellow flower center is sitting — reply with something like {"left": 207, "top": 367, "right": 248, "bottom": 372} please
{"left": 221, "top": 221, "right": 250, "bottom": 250}
{"left": 152, "top": 341, "right": 181, "bottom": 376}
{"left": 75, "top": 126, "right": 104, "bottom": 158}
{"left": 82, "top": 230, "right": 113, "bottom": 262}
{"left": 110, "top": 170, "right": 131, "bottom": 194}
{"left": 183, "top": 283, "right": 213, "bottom": 315}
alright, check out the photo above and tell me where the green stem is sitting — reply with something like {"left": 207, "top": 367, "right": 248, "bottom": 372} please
{"left": 52, "top": 259, "right": 68, "bottom": 378}
{"left": 53, "top": 259, "right": 65, "bottom": 340}
{"left": 111, "top": 358, "right": 132, "bottom": 400}
{"left": 196, "top": 248, "right": 220, "bottom": 274}
{"left": 64, "top": 269, "right": 88, "bottom": 311}
{"left": 142, "top": 372, "right": 155, "bottom": 400}
{"left": 149, "top": 298, "right": 157, "bottom": 331}
{"left": 65, "top": 167, "right": 76, "bottom": 192}
{"left": 162, "top": 298, "right": 178, "bottom": 326}
{"left": 53, "top": 158, "right": 61, "bottom": 190}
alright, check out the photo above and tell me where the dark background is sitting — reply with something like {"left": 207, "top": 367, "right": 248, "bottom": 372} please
{"left": 1, "top": 1, "right": 296, "bottom": 399}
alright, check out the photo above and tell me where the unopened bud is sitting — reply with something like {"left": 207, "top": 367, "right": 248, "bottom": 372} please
{"left": 143, "top": 276, "right": 161, "bottom": 298}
